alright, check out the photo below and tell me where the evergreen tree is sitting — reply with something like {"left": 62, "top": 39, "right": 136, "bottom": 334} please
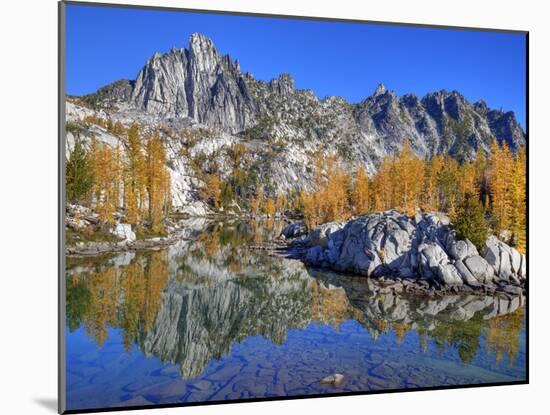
{"left": 220, "top": 182, "right": 234, "bottom": 208}
{"left": 66, "top": 139, "right": 93, "bottom": 203}
{"left": 453, "top": 192, "right": 489, "bottom": 252}
{"left": 475, "top": 146, "right": 488, "bottom": 202}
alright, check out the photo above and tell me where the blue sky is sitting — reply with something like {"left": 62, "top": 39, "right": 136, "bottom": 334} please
{"left": 66, "top": 4, "right": 527, "bottom": 127}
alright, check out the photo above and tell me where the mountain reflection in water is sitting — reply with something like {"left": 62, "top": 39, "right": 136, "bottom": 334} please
{"left": 66, "top": 219, "right": 526, "bottom": 410}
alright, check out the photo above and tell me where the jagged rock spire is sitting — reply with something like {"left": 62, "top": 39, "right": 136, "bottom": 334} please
{"left": 374, "top": 83, "right": 386, "bottom": 96}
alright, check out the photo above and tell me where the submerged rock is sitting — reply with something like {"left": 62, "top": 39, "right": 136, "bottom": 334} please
{"left": 320, "top": 373, "right": 345, "bottom": 385}
{"left": 291, "top": 210, "right": 525, "bottom": 290}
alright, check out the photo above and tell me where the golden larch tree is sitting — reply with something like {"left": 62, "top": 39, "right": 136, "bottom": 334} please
{"left": 124, "top": 122, "right": 146, "bottom": 225}
{"left": 201, "top": 174, "right": 222, "bottom": 209}
{"left": 422, "top": 155, "right": 444, "bottom": 211}
{"left": 145, "top": 132, "right": 171, "bottom": 233}
{"left": 352, "top": 164, "right": 370, "bottom": 215}
{"left": 488, "top": 139, "right": 513, "bottom": 236}
{"left": 509, "top": 146, "right": 526, "bottom": 252}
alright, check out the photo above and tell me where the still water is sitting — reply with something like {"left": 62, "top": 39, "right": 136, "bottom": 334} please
{"left": 65, "top": 219, "right": 526, "bottom": 411}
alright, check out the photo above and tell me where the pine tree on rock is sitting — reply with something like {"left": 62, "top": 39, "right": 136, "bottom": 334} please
{"left": 453, "top": 192, "right": 489, "bottom": 253}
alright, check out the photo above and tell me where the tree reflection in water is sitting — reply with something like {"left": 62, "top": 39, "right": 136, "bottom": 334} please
{"left": 66, "top": 219, "right": 526, "bottom": 381}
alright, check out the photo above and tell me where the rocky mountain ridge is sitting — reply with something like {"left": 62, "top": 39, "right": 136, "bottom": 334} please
{"left": 67, "top": 32, "right": 526, "bottom": 215}
{"left": 80, "top": 33, "right": 525, "bottom": 159}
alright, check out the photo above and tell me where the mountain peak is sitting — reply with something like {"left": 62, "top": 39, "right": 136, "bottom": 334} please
{"left": 189, "top": 32, "right": 213, "bottom": 46}
{"left": 374, "top": 83, "right": 386, "bottom": 96}
{"left": 189, "top": 33, "right": 218, "bottom": 57}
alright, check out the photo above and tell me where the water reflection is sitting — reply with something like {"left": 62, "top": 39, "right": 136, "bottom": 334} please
{"left": 67, "top": 219, "right": 525, "bottom": 386}
{"left": 67, "top": 250, "right": 169, "bottom": 350}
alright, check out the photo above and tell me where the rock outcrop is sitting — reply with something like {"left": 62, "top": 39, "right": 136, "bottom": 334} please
{"left": 290, "top": 211, "right": 526, "bottom": 290}
{"left": 112, "top": 223, "right": 136, "bottom": 242}
{"left": 131, "top": 33, "right": 256, "bottom": 133}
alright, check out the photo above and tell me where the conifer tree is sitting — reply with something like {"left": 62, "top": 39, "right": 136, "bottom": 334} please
{"left": 66, "top": 139, "right": 93, "bottom": 203}
{"left": 262, "top": 198, "right": 276, "bottom": 217}
{"left": 112, "top": 143, "right": 123, "bottom": 209}
{"left": 422, "top": 155, "right": 444, "bottom": 211}
{"left": 90, "top": 141, "right": 118, "bottom": 224}
{"left": 112, "top": 121, "right": 125, "bottom": 135}
{"left": 300, "top": 190, "right": 318, "bottom": 229}
{"left": 145, "top": 132, "right": 170, "bottom": 233}
{"left": 475, "top": 146, "right": 488, "bottom": 200}
{"left": 458, "top": 160, "right": 478, "bottom": 201}
{"left": 201, "top": 174, "right": 222, "bottom": 209}
{"left": 509, "top": 146, "right": 526, "bottom": 252}
{"left": 352, "top": 165, "right": 370, "bottom": 215}
{"left": 488, "top": 140, "right": 513, "bottom": 237}
{"left": 124, "top": 122, "right": 146, "bottom": 225}
{"left": 437, "top": 155, "right": 460, "bottom": 216}
{"left": 250, "top": 188, "right": 263, "bottom": 215}
{"left": 393, "top": 139, "right": 424, "bottom": 215}
{"left": 275, "top": 195, "right": 286, "bottom": 215}
{"left": 453, "top": 192, "right": 489, "bottom": 251}
{"left": 220, "top": 182, "right": 234, "bottom": 208}
{"left": 323, "top": 153, "right": 350, "bottom": 222}
{"left": 371, "top": 157, "right": 395, "bottom": 212}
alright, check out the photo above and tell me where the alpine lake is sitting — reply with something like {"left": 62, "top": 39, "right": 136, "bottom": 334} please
{"left": 65, "top": 218, "right": 526, "bottom": 411}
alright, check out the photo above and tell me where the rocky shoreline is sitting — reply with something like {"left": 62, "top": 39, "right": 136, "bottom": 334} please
{"left": 65, "top": 203, "right": 292, "bottom": 257}
{"left": 66, "top": 234, "right": 181, "bottom": 256}
{"left": 65, "top": 203, "right": 192, "bottom": 256}
{"left": 281, "top": 210, "right": 526, "bottom": 296}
